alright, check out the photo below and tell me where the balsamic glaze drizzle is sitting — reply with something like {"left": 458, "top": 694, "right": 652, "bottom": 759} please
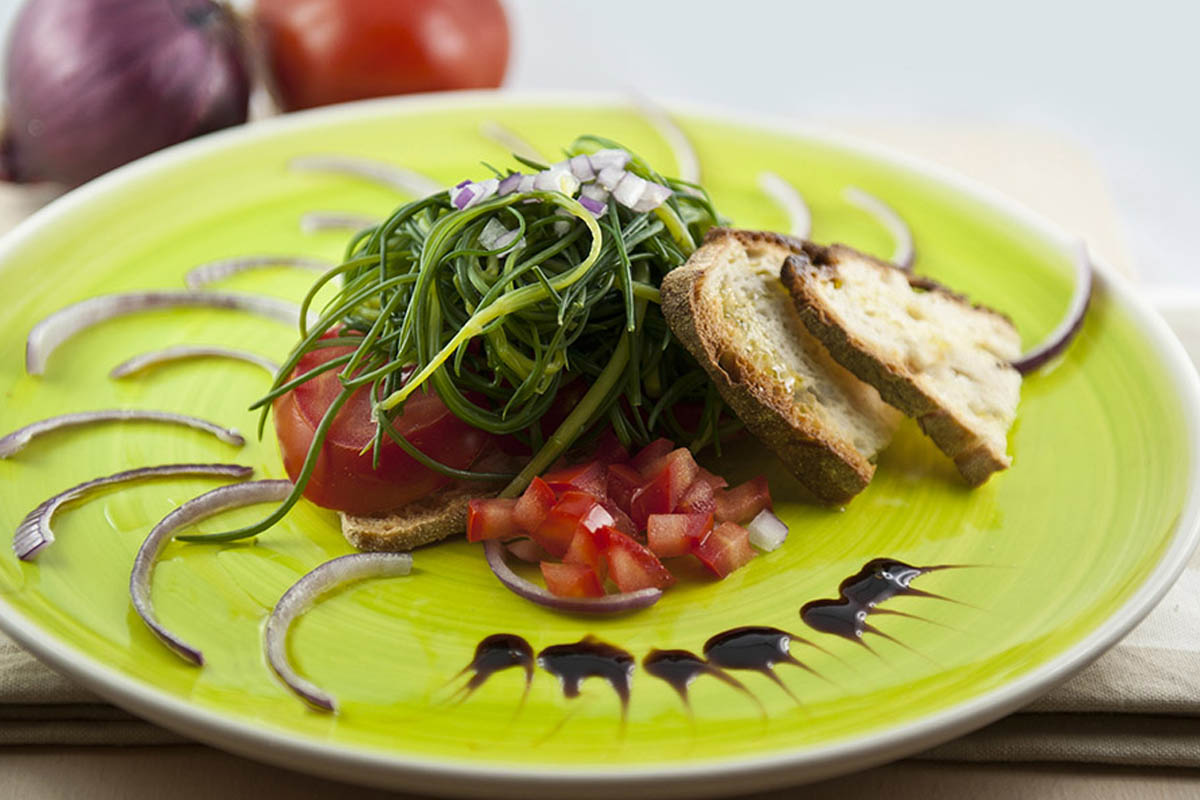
{"left": 702, "top": 626, "right": 817, "bottom": 701}
{"left": 538, "top": 635, "right": 634, "bottom": 716}
{"left": 642, "top": 648, "right": 753, "bottom": 709}
{"left": 455, "top": 634, "right": 534, "bottom": 699}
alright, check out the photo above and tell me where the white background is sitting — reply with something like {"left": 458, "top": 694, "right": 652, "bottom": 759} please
{"left": 1, "top": 0, "right": 1197, "bottom": 285}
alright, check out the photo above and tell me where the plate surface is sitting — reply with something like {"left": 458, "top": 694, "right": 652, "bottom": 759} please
{"left": 0, "top": 92, "right": 1197, "bottom": 797}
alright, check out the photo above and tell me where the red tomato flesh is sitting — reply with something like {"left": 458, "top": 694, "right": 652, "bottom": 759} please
{"left": 531, "top": 491, "right": 614, "bottom": 558}
{"left": 540, "top": 562, "right": 605, "bottom": 598}
{"left": 563, "top": 528, "right": 607, "bottom": 579}
{"left": 714, "top": 476, "right": 773, "bottom": 524}
{"left": 631, "top": 438, "right": 675, "bottom": 476}
{"left": 541, "top": 460, "right": 607, "bottom": 500}
{"left": 513, "top": 476, "right": 556, "bottom": 533}
{"left": 466, "top": 498, "right": 520, "bottom": 543}
{"left": 629, "top": 448, "right": 700, "bottom": 528}
{"left": 601, "top": 528, "right": 677, "bottom": 592}
{"left": 647, "top": 512, "right": 714, "bottom": 558}
{"left": 693, "top": 521, "right": 757, "bottom": 578}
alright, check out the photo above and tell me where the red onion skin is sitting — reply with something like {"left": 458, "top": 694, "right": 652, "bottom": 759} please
{"left": 1, "top": 0, "right": 249, "bottom": 186}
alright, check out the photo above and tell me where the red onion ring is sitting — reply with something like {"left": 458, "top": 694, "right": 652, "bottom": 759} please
{"left": 483, "top": 540, "right": 662, "bottom": 614}
{"left": 479, "top": 120, "right": 547, "bottom": 164}
{"left": 25, "top": 290, "right": 309, "bottom": 375}
{"left": 13, "top": 463, "right": 252, "bottom": 562}
{"left": 1012, "top": 241, "right": 1094, "bottom": 374}
{"left": 289, "top": 155, "right": 442, "bottom": 198}
{"left": 0, "top": 409, "right": 244, "bottom": 460}
{"left": 110, "top": 346, "right": 279, "bottom": 379}
{"left": 759, "top": 172, "right": 812, "bottom": 239}
{"left": 633, "top": 96, "right": 700, "bottom": 184}
{"left": 844, "top": 186, "right": 915, "bottom": 270}
{"left": 265, "top": 552, "right": 414, "bottom": 712}
{"left": 130, "top": 479, "right": 290, "bottom": 665}
{"left": 299, "top": 212, "right": 380, "bottom": 234}
{"left": 184, "top": 255, "right": 331, "bottom": 290}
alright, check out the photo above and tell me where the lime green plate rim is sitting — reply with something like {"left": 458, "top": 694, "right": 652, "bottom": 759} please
{"left": 1, "top": 90, "right": 1199, "bottom": 797}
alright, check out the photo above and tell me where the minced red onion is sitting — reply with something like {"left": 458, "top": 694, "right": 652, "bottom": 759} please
{"left": 844, "top": 186, "right": 915, "bottom": 270}
{"left": 298, "top": 212, "right": 380, "bottom": 234}
{"left": 265, "top": 552, "right": 414, "bottom": 712}
{"left": 478, "top": 218, "right": 521, "bottom": 253}
{"left": 589, "top": 149, "right": 631, "bottom": 173}
{"left": 533, "top": 165, "right": 580, "bottom": 196}
{"left": 1012, "top": 241, "right": 1094, "bottom": 374}
{"left": 109, "top": 346, "right": 279, "bottom": 379}
{"left": 758, "top": 171, "right": 812, "bottom": 239}
{"left": 131, "top": 478, "right": 289, "bottom": 665}
{"left": 746, "top": 509, "right": 789, "bottom": 552}
{"left": 14, "top": 463, "right": 252, "bottom": 562}
{"left": 483, "top": 540, "right": 662, "bottom": 614}
{"left": 612, "top": 173, "right": 648, "bottom": 210}
{"left": 596, "top": 166, "right": 626, "bottom": 192}
{"left": 289, "top": 154, "right": 442, "bottom": 198}
{"left": 497, "top": 173, "right": 523, "bottom": 196}
{"left": 0, "top": 409, "right": 243, "bottom": 460}
{"left": 184, "top": 255, "right": 330, "bottom": 290}
{"left": 568, "top": 154, "right": 595, "bottom": 182}
{"left": 579, "top": 196, "right": 606, "bottom": 217}
{"left": 25, "top": 290, "right": 309, "bottom": 375}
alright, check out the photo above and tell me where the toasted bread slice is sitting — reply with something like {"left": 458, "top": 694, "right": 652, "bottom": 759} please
{"left": 661, "top": 228, "right": 902, "bottom": 504}
{"left": 339, "top": 485, "right": 477, "bottom": 552}
{"left": 780, "top": 242, "right": 1022, "bottom": 485}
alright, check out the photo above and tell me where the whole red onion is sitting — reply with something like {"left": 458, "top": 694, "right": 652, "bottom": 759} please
{"left": 1, "top": 0, "right": 250, "bottom": 186}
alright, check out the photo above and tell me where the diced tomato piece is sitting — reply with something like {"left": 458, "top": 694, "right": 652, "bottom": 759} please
{"left": 466, "top": 498, "right": 521, "bottom": 543}
{"left": 677, "top": 479, "right": 716, "bottom": 515}
{"left": 531, "top": 491, "right": 614, "bottom": 558}
{"left": 541, "top": 562, "right": 605, "bottom": 598}
{"left": 505, "top": 538, "right": 552, "bottom": 563}
{"left": 590, "top": 428, "right": 630, "bottom": 466}
{"left": 630, "top": 448, "right": 700, "bottom": 527}
{"left": 542, "top": 460, "right": 607, "bottom": 500}
{"left": 630, "top": 438, "right": 675, "bottom": 476}
{"left": 696, "top": 467, "right": 729, "bottom": 490}
{"left": 601, "top": 528, "right": 676, "bottom": 592}
{"left": 599, "top": 499, "right": 637, "bottom": 538}
{"left": 513, "top": 476, "right": 556, "bottom": 533}
{"left": 714, "top": 476, "right": 772, "bottom": 524}
{"left": 692, "top": 521, "right": 757, "bottom": 578}
{"left": 647, "top": 512, "right": 714, "bottom": 558}
{"left": 563, "top": 528, "right": 606, "bottom": 578}
{"left": 606, "top": 463, "right": 643, "bottom": 515}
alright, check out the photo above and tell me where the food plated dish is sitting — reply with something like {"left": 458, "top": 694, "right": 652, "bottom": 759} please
{"left": 0, "top": 92, "right": 1196, "bottom": 797}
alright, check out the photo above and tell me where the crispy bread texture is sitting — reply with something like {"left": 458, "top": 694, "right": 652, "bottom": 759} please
{"left": 339, "top": 485, "right": 477, "bottom": 552}
{"left": 661, "top": 228, "right": 902, "bottom": 504}
{"left": 780, "top": 241, "right": 1022, "bottom": 485}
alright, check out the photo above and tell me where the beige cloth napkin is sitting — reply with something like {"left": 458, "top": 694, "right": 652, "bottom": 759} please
{"left": 1, "top": 123, "right": 1194, "bottom": 764}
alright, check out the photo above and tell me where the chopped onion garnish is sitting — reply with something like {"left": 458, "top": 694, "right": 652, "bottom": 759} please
{"left": 479, "top": 120, "right": 547, "bottom": 164}
{"left": 289, "top": 154, "right": 442, "bottom": 198}
{"left": 533, "top": 165, "right": 581, "bottom": 196}
{"left": 14, "top": 463, "right": 252, "bottom": 562}
{"left": 568, "top": 154, "right": 595, "bottom": 182}
{"left": 1012, "top": 241, "right": 1094, "bottom": 374}
{"left": 746, "top": 509, "right": 789, "bottom": 552}
{"left": 634, "top": 97, "right": 701, "bottom": 184}
{"left": 131, "top": 479, "right": 289, "bottom": 665}
{"left": 579, "top": 196, "right": 607, "bottom": 217}
{"left": 110, "top": 346, "right": 279, "bottom": 379}
{"left": 758, "top": 171, "right": 812, "bottom": 239}
{"left": 517, "top": 174, "right": 536, "bottom": 194}
{"left": 184, "top": 255, "right": 331, "bottom": 290}
{"left": 844, "top": 186, "right": 915, "bottom": 270}
{"left": 26, "top": 291, "right": 309, "bottom": 376}
{"left": 588, "top": 149, "right": 632, "bottom": 173}
{"left": 634, "top": 181, "right": 673, "bottom": 213}
{"left": 484, "top": 540, "right": 661, "bottom": 614}
{"left": 265, "top": 552, "right": 414, "bottom": 712}
{"left": 497, "top": 173, "right": 523, "bottom": 196}
{"left": 612, "top": 173, "right": 648, "bottom": 210}
{"left": 451, "top": 177, "right": 499, "bottom": 211}
{"left": 299, "top": 212, "right": 380, "bottom": 234}
{"left": 478, "top": 218, "right": 522, "bottom": 253}
{"left": 0, "top": 409, "right": 244, "bottom": 460}
{"left": 596, "top": 166, "right": 626, "bottom": 192}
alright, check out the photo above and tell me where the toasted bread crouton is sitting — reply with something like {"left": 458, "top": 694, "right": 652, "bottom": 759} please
{"left": 661, "top": 229, "right": 902, "bottom": 504}
{"left": 339, "top": 486, "right": 477, "bottom": 552}
{"left": 780, "top": 242, "right": 1022, "bottom": 485}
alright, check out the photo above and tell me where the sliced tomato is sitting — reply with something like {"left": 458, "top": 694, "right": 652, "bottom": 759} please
{"left": 605, "top": 463, "right": 643, "bottom": 515}
{"left": 542, "top": 460, "right": 607, "bottom": 500}
{"left": 677, "top": 479, "right": 716, "bottom": 515}
{"left": 629, "top": 448, "right": 700, "bottom": 527}
{"left": 513, "top": 476, "right": 556, "bottom": 533}
{"left": 630, "top": 438, "right": 675, "bottom": 476}
{"left": 714, "top": 476, "right": 772, "bottom": 524}
{"left": 647, "top": 512, "right": 714, "bottom": 558}
{"left": 540, "top": 562, "right": 605, "bottom": 598}
{"left": 531, "top": 491, "right": 614, "bottom": 558}
{"left": 563, "top": 528, "right": 606, "bottom": 579}
{"left": 692, "top": 521, "right": 757, "bottom": 578}
{"left": 601, "top": 528, "right": 676, "bottom": 592}
{"left": 466, "top": 498, "right": 520, "bottom": 543}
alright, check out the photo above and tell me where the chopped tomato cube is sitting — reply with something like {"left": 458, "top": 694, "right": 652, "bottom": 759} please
{"left": 692, "top": 521, "right": 757, "bottom": 578}
{"left": 540, "top": 562, "right": 605, "bottom": 598}
{"left": 531, "top": 491, "right": 614, "bottom": 558}
{"left": 513, "top": 476, "right": 556, "bottom": 533}
{"left": 505, "top": 538, "right": 552, "bottom": 563}
{"left": 466, "top": 498, "right": 520, "bottom": 543}
{"left": 599, "top": 499, "right": 638, "bottom": 539}
{"left": 630, "top": 438, "right": 675, "bottom": 476}
{"left": 606, "top": 463, "right": 643, "bottom": 515}
{"left": 677, "top": 479, "right": 716, "bottom": 515}
{"left": 647, "top": 512, "right": 714, "bottom": 558}
{"left": 696, "top": 467, "right": 729, "bottom": 490}
{"left": 563, "top": 528, "right": 606, "bottom": 578}
{"left": 542, "top": 460, "right": 607, "bottom": 500}
{"left": 601, "top": 527, "right": 676, "bottom": 592}
{"left": 630, "top": 448, "right": 700, "bottom": 527}
{"left": 714, "top": 476, "right": 772, "bottom": 524}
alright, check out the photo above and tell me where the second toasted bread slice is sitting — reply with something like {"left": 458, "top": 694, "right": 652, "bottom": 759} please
{"left": 781, "top": 242, "right": 1022, "bottom": 485}
{"left": 661, "top": 229, "right": 902, "bottom": 504}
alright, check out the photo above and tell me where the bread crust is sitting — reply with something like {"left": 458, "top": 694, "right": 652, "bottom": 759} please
{"left": 339, "top": 486, "right": 477, "bottom": 552}
{"left": 661, "top": 228, "right": 887, "bottom": 504}
{"left": 781, "top": 245, "right": 1017, "bottom": 485}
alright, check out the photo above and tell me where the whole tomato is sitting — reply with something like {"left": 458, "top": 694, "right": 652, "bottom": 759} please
{"left": 255, "top": 0, "right": 510, "bottom": 111}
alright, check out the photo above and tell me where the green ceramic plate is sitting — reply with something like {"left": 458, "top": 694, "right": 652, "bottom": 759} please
{"left": 0, "top": 92, "right": 1197, "bottom": 797}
